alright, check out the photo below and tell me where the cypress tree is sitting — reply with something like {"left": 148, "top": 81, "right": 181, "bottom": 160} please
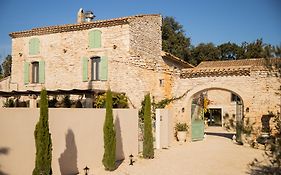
{"left": 143, "top": 93, "right": 154, "bottom": 159}
{"left": 33, "top": 88, "right": 52, "bottom": 175}
{"left": 102, "top": 89, "right": 116, "bottom": 171}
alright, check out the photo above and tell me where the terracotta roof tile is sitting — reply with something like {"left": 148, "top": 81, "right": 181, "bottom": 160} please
{"left": 9, "top": 14, "right": 160, "bottom": 38}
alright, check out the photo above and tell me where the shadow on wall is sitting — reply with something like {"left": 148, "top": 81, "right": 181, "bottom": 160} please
{"left": 0, "top": 147, "right": 9, "bottom": 175}
{"left": 115, "top": 115, "right": 124, "bottom": 162}
{"left": 58, "top": 129, "right": 79, "bottom": 175}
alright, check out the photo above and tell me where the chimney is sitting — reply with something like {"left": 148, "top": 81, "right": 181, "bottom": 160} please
{"left": 77, "top": 8, "right": 85, "bottom": 23}
{"left": 77, "top": 8, "right": 95, "bottom": 23}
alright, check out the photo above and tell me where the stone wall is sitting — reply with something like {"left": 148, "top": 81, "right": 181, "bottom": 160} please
{"left": 171, "top": 69, "right": 280, "bottom": 139}
{"left": 9, "top": 15, "right": 176, "bottom": 108}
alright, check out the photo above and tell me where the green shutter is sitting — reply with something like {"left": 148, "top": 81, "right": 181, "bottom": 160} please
{"left": 39, "top": 61, "right": 45, "bottom": 83}
{"left": 99, "top": 56, "right": 108, "bottom": 81}
{"left": 29, "top": 38, "right": 40, "bottom": 55}
{"left": 89, "top": 30, "right": 101, "bottom": 48}
{"left": 24, "top": 62, "right": 29, "bottom": 85}
{"left": 82, "top": 57, "right": 88, "bottom": 82}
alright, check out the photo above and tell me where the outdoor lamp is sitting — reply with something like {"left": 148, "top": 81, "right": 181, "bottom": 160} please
{"left": 129, "top": 154, "right": 134, "bottom": 165}
{"left": 83, "top": 166, "right": 89, "bottom": 175}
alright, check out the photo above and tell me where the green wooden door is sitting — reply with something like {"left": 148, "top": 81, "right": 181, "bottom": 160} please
{"left": 191, "top": 103, "right": 205, "bottom": 141}
{"left": 192, "top": 120, "right": 204, "bottom": 141}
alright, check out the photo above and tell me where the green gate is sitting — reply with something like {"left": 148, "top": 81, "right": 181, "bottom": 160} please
{"left": 192, "top": 120, "right": 204, "bottom": 141}
{"left": 191, "top": 102, "right": 204, "bottom": 141}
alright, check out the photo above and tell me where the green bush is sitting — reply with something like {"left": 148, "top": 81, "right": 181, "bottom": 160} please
{"left": 175, "top": 123, "right": 188, "bottom": 132}
{"left": 33, "top": 88, "right": 52, "bottom": 175}
{"left": 143, "top": 93, "right": 154, "bottom": 159}
{"left": 102, "top": 89, "right": 116, "bottom": 171}
{"left": 95, "top": 93, "right": 128, "bottom": 108}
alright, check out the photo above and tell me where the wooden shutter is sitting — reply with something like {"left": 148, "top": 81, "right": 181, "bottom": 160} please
{"left": 88, "top": 30, "right": 101, "bottom": 48}
{"left": 39, "top": 61, "right": 45, "bottom": 83}
{"left": 82, "top": 57, "right": 88, "bottom": 82}
{"left": 24, "top": 62, "right": 29, "bottom": 85}
{"left": 29, "top": 38, "right": 40, "bottom": 55}
{"left": 99, "top": 56, "right": 108, "bottom": 81}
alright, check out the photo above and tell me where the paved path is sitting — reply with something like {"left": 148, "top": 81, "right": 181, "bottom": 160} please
{"left": 94, "top": 127, "right": 264, "bottom": 175}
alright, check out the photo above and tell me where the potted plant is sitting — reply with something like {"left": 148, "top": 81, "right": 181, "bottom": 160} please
{"left": 175, "top": 123, "right": 188, "bottom": 143}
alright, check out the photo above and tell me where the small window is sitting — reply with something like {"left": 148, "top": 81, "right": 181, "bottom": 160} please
{"left": 231, "top": 93, "right": 241, "bottom": 102}
{"left": 159, "top": 79, "right": 164, "bottom": 87}
{"left": 32, "top": 62, "right": 39, "bottom": 83}
{"left": 91, "top": 57, "right": 101, "bottom": 81}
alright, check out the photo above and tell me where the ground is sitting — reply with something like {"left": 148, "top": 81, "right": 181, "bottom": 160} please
{"left": 93, "top": 127, "right": 265, "bottom": 175}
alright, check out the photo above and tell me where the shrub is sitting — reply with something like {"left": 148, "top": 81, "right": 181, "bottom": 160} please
{"left": 143, "top": 93, "right": 154, "bottom": 159}
{"left": 175, "top": 123, "right": 188, "bottom": 132}
{"left": 33, "top": 88, "right": 52, "bottom": 175}
{"left": 62, "top": 95, "right": 71, "bottom": 108}
{"left": 102, "top": 89, "right": 116, "bottom": 171}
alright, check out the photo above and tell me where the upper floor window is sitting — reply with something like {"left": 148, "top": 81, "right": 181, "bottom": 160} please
{"left": 88, "top": 30, "right": 101, "bottom": 49}
{"left": 29, "top": 38, "right": 40, "bottom": 55}
{"left": 91, "top": 57, "right": 101, "bottom": 81}
{"left": 32, "top": 62, "right": 39, "bottom": 83}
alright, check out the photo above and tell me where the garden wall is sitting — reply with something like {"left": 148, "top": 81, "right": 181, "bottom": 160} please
{"left": 0, "top": 108, "right": 138, "bottom": 175}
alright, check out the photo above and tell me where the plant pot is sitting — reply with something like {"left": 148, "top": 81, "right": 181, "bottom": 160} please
{"left": 177, "top": 131, "right": 187, "bottom": 143}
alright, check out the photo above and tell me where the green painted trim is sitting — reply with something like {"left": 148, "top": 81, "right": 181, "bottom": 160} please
{"left": 99, "top": 56, "right": 108, "bottom": 81}
{"left": 39, "top": 61, "right": 45, "bottom": 83}
{"left": 82, "top": 57, "right": 88, "bottom": 82}
{"left": 29, "top": 38, "right": 40, "bottom": 55}
{"left": 24, "top": 62, "right": 29, "bottom": 85}
{"left": 88, "top": 30, "right": 101, "bottom": 48}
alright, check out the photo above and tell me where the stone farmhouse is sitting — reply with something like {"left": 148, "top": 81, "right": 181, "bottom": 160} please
{"left": 0, "top": 10, "right": 280, "bottom": 141}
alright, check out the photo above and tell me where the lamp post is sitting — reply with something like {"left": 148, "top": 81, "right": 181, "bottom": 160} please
{"left": 129, "top": 154, "right": 134, "bottom": 165}
{"left": 83, "top": 166, "right": 89, "bottom": 175}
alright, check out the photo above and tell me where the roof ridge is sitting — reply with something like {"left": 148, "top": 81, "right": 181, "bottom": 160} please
{"left": 9, "top": 14, "right": 160, "bottom": 38}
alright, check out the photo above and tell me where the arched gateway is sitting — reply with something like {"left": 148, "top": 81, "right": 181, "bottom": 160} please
{"left": 171, "top": 59, "right": 280, "bottom": 142}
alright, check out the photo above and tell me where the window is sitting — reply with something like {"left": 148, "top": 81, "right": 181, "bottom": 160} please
{"left": 159, "top": 79, "right": 164, "bottom": 87}
{"left": 29, "top": 38, "right": 40, "bottom": 55}
{"left": 24, "top": 61, "right": 45, "bottom": 85}
{"left": 91, "top": 57, "right": 101, "bottom": 81}
{"left": 231, "top": 93, "right": 241, "bottom": 102}
{"left": 88, "top": 30, "right": 101, "bottom": 48}
{"left": 32, "top": 62, "right": 39, "bottom": 83}
{"left": 82, "top": 56, "right": 108, "bottom": 82}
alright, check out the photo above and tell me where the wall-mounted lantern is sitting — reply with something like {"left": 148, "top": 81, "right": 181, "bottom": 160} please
{"left": 83, "top": 166, "right": 89, "bottom": 175}
{"left": 129, "top": 154, "right": 134, "bottom": 165}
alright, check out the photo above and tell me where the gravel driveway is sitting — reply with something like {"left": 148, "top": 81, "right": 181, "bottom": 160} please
{"left": 94, "top": 127, "right": 264, "bottom": 175}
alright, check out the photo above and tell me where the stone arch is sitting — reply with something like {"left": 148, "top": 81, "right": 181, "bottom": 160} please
{"left": 179, "top": 83, "right": 246, "bottom": 127}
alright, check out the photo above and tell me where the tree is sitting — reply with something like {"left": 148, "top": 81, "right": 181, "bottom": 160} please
{"left": 102, "top": 89, "right": 116, "bottom": 171}
{"left": 162, "top": 16, "right": 191, "bottom": 62}
{"left": 143, "top": 93, "right": 154, "bottom": 159}
{"left": 1, "top": 55, "right": 12, "bottom": 78}
{"left": 33, "top": 88, "right": 52, "bottom": 175}
{"left": 218, "top": 42, "right": 244, "bottom": 60}
{"left": 190, "top": 43, "right": 220, "bottom": 65}
{"left": 243, "top": 39, "right": 265, "bottom": 59}
{"left": 0, "top": 65, "right": 3, "bottom": 79}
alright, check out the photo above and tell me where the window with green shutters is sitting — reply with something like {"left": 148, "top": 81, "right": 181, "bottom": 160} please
{"left": 23, "top": 61, "right": 45, "bottom": 85}
{"left": 88, "top": 30, "right": 101, "bottom": 48}
{"left": 29, "top": 38, "right": 40, "bottom": 55}
{"left": 82, "top": 56, "right": 108, "bottom": 82}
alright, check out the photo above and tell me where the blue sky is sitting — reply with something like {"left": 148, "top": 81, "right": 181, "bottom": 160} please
{"left": 0, "top": 0, "right": 280, "bottom": 62}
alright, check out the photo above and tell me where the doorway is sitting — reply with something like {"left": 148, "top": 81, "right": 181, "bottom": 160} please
{"left": 205, "top": 108, "right": 222, "bottom": 127}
